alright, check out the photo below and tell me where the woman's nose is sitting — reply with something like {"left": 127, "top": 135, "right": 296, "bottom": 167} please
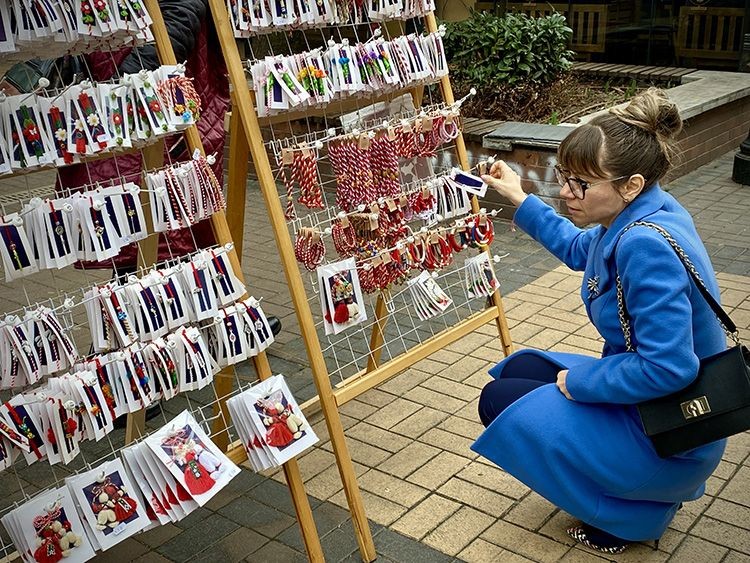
{"left": 559, "top": 181, "right": 575, "bottom": 200}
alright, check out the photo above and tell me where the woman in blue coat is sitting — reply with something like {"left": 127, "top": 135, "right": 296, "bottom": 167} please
{"left": 472, "top": 89, "right": 726, "bottom": 554}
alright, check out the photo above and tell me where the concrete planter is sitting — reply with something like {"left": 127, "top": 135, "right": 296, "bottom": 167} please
{"left": 482, "top": 69, "right": 750, "bottom": 219}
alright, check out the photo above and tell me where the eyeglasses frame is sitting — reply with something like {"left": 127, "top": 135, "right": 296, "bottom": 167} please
{"left": 553, "top": 164, "right": 629, "bottom": 200}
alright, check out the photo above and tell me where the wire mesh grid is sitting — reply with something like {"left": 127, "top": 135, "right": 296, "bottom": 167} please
{"left": 238, "top": 16, "right": 505, "bottom": 389}
{"left": 316, "top": 259, "right": 496, "bottom": 385}
{"left": 0, "top": 359, "right": 256, "bottom": 560}
{"left": 0, "top": 237, "right": 264, "bottom": 559}
{"left": 0, "top": 48, "right": 269, "bottom": 561}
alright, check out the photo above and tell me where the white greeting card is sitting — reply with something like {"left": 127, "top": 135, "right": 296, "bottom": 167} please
{"left": 10, "top": 487, "right": 96, "bottom": 563}
{"left": 144, "top": 410, "right": 240, "bottom": 507}
{"left": 318, "top": 258, "right": 367, "bottom": 335}
{"left": 66, "top": 459, "right": 149, "bottom": 551}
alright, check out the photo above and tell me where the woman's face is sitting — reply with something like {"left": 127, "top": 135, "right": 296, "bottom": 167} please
{"left": 559, "top": 173, "right": 628, "bottom": 228}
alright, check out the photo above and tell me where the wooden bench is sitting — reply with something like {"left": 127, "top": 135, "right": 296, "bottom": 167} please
{"left": 676, "top": 7, "right": 744, "bottom": 67}
{"left": 506, "top": 2, "right": 608, "bottom": 56}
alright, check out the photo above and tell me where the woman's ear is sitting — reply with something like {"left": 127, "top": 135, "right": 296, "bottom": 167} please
{"left": 621, "top": 174, "right": 645, "bottom": 203}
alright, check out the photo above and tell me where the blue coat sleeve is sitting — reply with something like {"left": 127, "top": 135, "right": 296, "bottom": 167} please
{"left": 565, "top": 228, "right": 700, "bottom": 404}
{"left": 513, "top": 195, "right": 599, "bottom": 271}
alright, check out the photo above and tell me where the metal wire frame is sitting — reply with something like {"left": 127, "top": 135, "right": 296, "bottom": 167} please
{"left": 231, "top": 13, "right": 512, "bottom": 397}
{"left": 0, "top": 355, "right": 269, "bottom": 561}
{"left": 0, "top": 43, "right": 254, "bottom": 560}
{"left": 228, "top": 3, "right": 436, "bottom": 38}
{"left": 315, "top": 256, "right": 503, "bottom": 386}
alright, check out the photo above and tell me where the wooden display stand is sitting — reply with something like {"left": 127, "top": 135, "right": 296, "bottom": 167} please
{"left": 0, "top": 0, "right": 333, "bottom": 559}
{"left": 125, "top": 2, "right": 325, "bottom": 561}
{"left": 206, "top": 5, "right": 515, "bottom": 563}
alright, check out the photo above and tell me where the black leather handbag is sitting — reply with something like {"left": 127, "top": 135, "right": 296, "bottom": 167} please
{"left": 615, "top": 221, "right": 750, "bottom": 458}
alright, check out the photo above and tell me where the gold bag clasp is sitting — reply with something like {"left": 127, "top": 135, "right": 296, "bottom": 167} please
{"left": 681, "top": 396, "right": 711, "bottom": 420}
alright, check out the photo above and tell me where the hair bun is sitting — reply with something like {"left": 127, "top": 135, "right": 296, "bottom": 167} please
{"left": 610, "top": 88, "right": 682, "bottom": 140}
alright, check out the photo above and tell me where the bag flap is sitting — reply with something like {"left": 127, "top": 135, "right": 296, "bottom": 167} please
{"left": 639, "top": 346, "right": 750, "bottom": 435}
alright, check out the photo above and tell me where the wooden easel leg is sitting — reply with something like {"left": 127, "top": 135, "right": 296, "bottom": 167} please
{"left": 282, "top": 458, "right": 325, "bottom": 563}
{"left": 211, "top": 370, "right": 235, "bottom": 452}
{"left": 212, "top": 107, "right": 251, "bottom": 450}
{"left": 255, "top": 352, "right": 325, "bottom": 563}
{"left": 208, "top": 0, "right": 376, "bottom": 557}
{"left": 142, "top": 3, "right": 326, "bottom": 561}
{"left": 226, "top": 103, "right": 250, "bottom": 257}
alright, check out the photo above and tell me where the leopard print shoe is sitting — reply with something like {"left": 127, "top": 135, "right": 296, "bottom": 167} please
{"left": 567, "top": 525, "right": 630, "bottom": 555}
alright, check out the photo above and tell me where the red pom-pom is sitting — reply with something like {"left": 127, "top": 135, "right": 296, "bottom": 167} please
{"left": 64, "top": 418, "right": 77, "bottom": 434}
{"left": 333, "top": 302, "right": 349, "bottom": 324}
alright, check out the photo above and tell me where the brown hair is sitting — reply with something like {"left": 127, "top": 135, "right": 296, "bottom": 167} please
{"left": 558, "top": 88, "right": 682, "bottom": 190}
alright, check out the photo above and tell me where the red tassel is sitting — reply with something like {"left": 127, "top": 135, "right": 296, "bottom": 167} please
{"left": 165, "top": 486, "right": 178, "bottom": 505}
{"left": 175, "top": 482, "right": 192, "bottom": 501}
{"left": 145, "top": 503, "right": 157, "bottom": 521}
{"left": 333, "top": 302, "right": 349, "bottom": 324}
{"left": 76, "top": 135, "right": 86, "bottom": 153}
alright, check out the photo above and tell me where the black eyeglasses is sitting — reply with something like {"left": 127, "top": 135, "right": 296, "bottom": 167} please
{"left": 554, "top": 165, "right": 627, "bottom": 200}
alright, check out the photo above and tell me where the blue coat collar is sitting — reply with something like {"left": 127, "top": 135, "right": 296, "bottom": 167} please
{"left": 600, "top": 185, "right": 666, "bottom": 260}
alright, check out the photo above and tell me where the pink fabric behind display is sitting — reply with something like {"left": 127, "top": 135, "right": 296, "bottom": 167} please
{"left": 57, "top": 19, "right": 229, "bottom": 270}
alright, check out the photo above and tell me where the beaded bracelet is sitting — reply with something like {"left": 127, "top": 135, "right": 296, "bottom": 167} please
{"left": 293, "top": 228, "right": 326, "bottom": 270}
{"left": 331, "top": 217, "right": 358, "bottom": 257}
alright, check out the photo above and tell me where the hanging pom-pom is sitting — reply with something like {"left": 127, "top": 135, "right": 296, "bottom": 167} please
{"left": 333, "top": 302, "right": 349, "bottom": 324}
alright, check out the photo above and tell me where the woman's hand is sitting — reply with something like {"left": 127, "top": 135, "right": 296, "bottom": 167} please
{"left": 556, "top": 370, "right": 573, "bottom": 400}
{"left": 481, "top": 160, "right": 527, "bottom": 207}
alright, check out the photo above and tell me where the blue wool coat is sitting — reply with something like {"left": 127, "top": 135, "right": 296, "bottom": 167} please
{"left": 472, "top": 186, "right": 726, "bottom": 541}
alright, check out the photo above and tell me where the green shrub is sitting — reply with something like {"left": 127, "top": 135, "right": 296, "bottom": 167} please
{"left": 443, "top": 10, "right": 574, "bottom": 87}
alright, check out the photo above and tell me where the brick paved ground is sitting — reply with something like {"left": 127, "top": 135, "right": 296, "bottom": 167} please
{"left": 1, "top": 151, "right": 749, "bottom": 562}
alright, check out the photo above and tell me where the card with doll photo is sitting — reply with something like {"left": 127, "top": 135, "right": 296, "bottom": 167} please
{"left": 4, "top": 486, "right": 96, "bottom": 563}
{"left": 226, "top": 390, "right": 274, "bottom": 472}
{"left": 145, "top": 410, "right": 239, "bottom": 507}
{"left": 143, "top": 446, "right": 199, "bottom": 518}
{"left": 317, "top": 258, "right": 367, "bottom": 335}
{"left": 120, "top": 444, "right": 174, "bottom": 526}
{"left": 407, "top": 271, "right": 453, "bottom": 321}
{"left": 242, "top": 374, "right": 318, "bottom": 468}
{"left": 465, "top": 254, "right": 499, "bottom": 299}
{"left": 66, "top": 459, "right": 149, "bottom": 551}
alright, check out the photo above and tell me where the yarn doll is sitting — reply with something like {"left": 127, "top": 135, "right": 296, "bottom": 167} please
{"left": 259, "top": 400, "right": 294, "bottom": 447}
{"left": 32, "top": 509, "right": 82, "bottom": 563}
{"left": 280, "top": 402, "right": 306, "bottom": 440}
{"left": 174, "top": 438, "right": 216, "bottom": 495}
{"left": 102, "top": 478, "right": 138, "bottom": 523}
{"left": 329, "top": 272, "right": 359, "bottom": 325}
{"left": 194, "top": 442, "right": 224, "bottom": 480}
